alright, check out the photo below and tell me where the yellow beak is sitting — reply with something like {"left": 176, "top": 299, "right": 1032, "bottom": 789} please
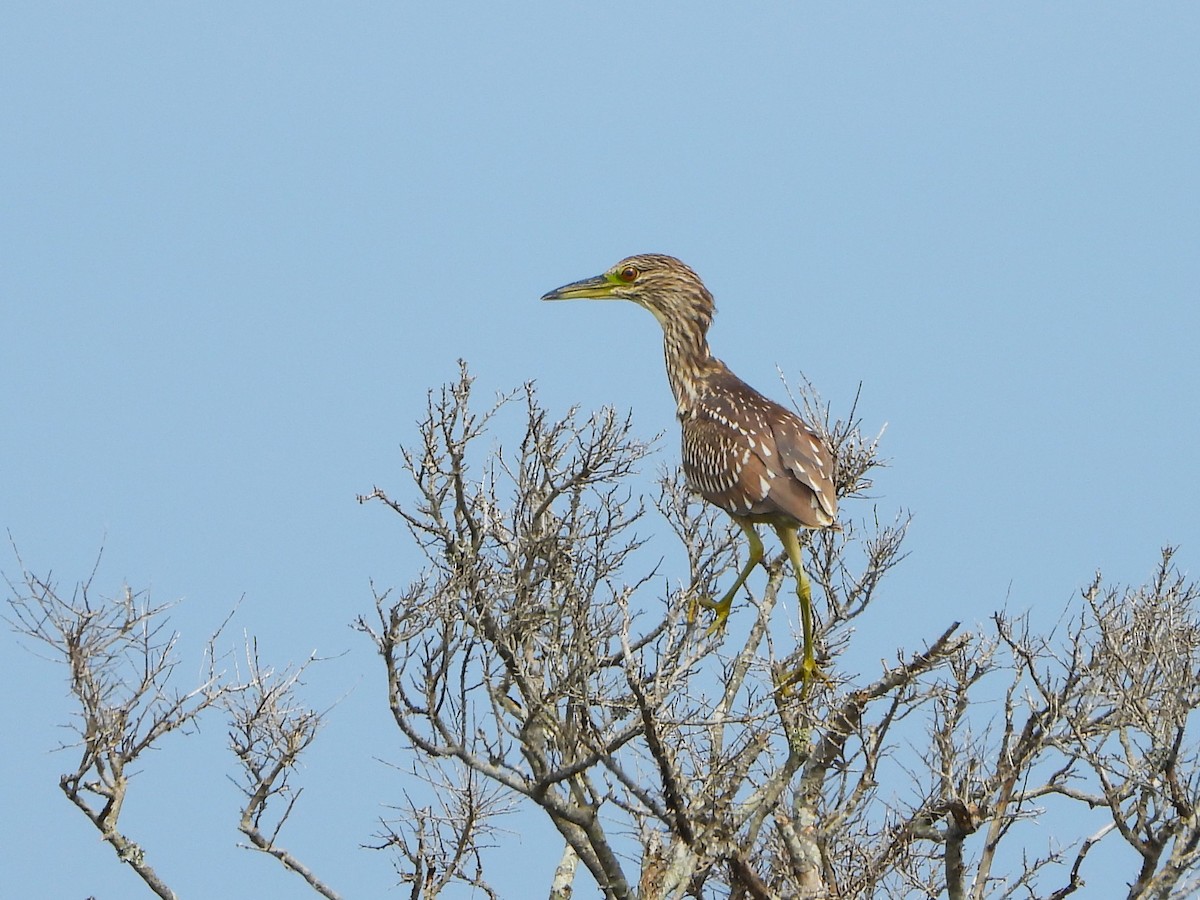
{"left": 540, "top": 274, "right": 618, "bottom": 301}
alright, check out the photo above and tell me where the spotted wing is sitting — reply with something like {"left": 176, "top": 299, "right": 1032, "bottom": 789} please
{"left": 680, "top": 389, "right": 767, "bottom": 518}
{"left": 763, "top": 402, "right": 837, "bottom": 526}
{"left": 681, "top": 374, "right": 837, "bottom": 528}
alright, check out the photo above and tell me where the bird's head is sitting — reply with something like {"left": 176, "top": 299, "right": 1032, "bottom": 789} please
{"left": 541, "top": 253, "right": 714, "bottom": 332}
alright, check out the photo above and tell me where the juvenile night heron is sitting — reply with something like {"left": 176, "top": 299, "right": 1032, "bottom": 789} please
{"left": 542, "top": 254, "right": 838, "bottom": 690}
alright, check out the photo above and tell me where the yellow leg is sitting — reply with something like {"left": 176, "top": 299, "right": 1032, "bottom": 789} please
{"left": 774, "top": 525, "right": 821, "bottom": 696}
{"left": 689, "top": 519, "right": 763, "bottom": 634}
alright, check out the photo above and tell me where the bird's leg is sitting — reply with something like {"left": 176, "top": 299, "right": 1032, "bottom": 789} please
{"left": 689, "top": 519, "right": 762, "bottom": 634}
{"left": 774, "top": 524, "right": 822, "bottom": 697}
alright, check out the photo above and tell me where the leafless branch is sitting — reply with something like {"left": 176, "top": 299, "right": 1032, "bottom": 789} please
{"left": 5, "top": 546, "right": 244, "bottom": 900}
{"left": 224, "top": 638, "right": 342, "bottom": 899}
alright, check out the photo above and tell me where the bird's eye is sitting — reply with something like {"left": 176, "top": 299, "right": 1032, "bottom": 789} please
{"left": 618, "top": 265, "right": 639, "bottom": 283}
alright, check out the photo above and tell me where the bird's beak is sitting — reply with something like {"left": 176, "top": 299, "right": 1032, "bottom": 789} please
{"left": 540, "top": 273, "right": 618, "bottom": 302}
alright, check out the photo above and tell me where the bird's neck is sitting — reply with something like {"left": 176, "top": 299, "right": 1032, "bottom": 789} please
{"left": 661, "top": 318, "right": 725, "bottom": 417}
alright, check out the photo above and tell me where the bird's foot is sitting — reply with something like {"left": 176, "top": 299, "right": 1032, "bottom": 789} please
{"left": 773, "top": 654, "right": 827, "bottom": 700}
{"left": 687, "top": 593, "right": 733, "bottom": 637}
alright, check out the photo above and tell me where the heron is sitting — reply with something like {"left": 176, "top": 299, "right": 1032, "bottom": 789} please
{"left": 542, "top": 254, "right": 838, "bottom": 690}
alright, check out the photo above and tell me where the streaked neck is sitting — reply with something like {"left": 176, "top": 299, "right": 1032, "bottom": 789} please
{"left": 661, "top": 317, "right": 723, "bottom": 417}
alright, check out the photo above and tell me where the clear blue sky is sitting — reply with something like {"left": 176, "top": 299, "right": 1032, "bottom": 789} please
{"left": 3, "top": 5, "right": 1198, "bottom": 898}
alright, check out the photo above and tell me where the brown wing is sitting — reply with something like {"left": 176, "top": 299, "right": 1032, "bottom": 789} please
{"left": 764, "top": 403, "right": 837, "bottom": 527}
{"left": 680, "top": 394, "right": 763, "bottom": 517}
{"left": 681, "top": 373, "right": 837, "bottom": 529}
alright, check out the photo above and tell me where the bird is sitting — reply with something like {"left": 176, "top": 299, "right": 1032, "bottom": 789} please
{"left": 541, "top": 254, "right": 838, "bottom": 692}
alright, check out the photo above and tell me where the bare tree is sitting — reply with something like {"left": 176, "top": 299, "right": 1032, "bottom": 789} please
{"left": 4, "top": 550, "right": 239, "bottom": 900}
{"left": 4, "top": 548, "right": 340, "bottom": 899}
{"left": 8, "top": 363, "right": 1200, "bottom": 898}
{"left": 358, "top": 364, "right": 1200, "bottom": 899}
{"left": 224, "top": 640, "right": 343, "bottom": 899}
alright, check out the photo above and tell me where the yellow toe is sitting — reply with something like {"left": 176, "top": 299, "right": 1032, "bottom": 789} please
{"left": 774, "top": 656, "right": 828, "bottom": 700}
{"left": 687, "top": 593, "right": 732, "bottom": 634}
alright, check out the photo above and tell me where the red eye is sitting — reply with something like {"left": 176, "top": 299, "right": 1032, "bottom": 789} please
{"left": 618, "top": 265, "right": 639, "bottom": 283}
